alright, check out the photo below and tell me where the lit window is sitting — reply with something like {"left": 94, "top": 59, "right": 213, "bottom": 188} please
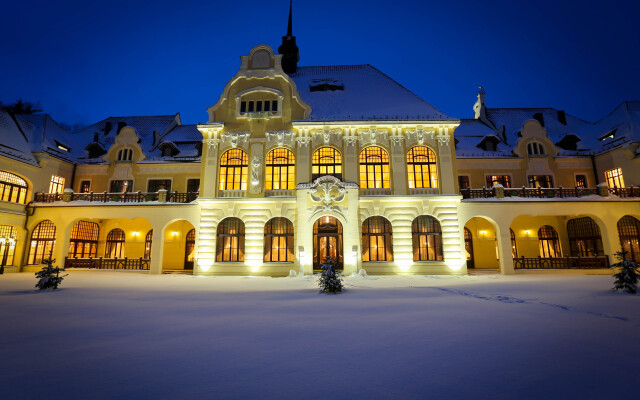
{"left": 312, "top": 147, "right": 342, "bottom": 181}
{"left": 486, "top": 175, "right": 511, "bottom": 188}
{"left": 411, "top": 216, "right": 443, "bottom": 261}
{"left": 79, "top": 180, "right": 91, "bottom": 193}
{"left": 458, "top": 176, "right": 470, "bottom": 189}
{"left": 147, "top": 179, "right": 172, "bottom": 192}
{"left": 407, "top": 146, "right": 438, "bottom": 189}
{"left": 362, "top": 217, "right": 393, "bottom": 262}
{"left": 575, "top": 175, "right": 587, "bottom": 188}
{"left": 219, "top": 149, "right": 248, "bottom": 191}
{"left": 618, "top": 216, "right": 640, "bottom": 263}
{"left": 240, "top": 100, "right": 278, "bottom": 114}
{"left": 110, "top": 180, "right": 133, "bottom": 193}
{"left": 528, "top": 175, "right": 553, "bottom": 188}
{"left": 105, "top": 229, "right": 125, "bottom": 258}
{"left": 538, "top": 225, "right": 561, "bottom": 257}
{"left": 185, "top": 229, "right": 196, "bottom": 267}
{"left": 265, "top": 149, "right": 295, "bottom": 190}
{"left": 359, "top": 146, "right": 390, "bottom": 189}
{"left": 510, "top": 228, "right": 518, "bottom": 258}
{"left": 216, "top": 218, "right": 245, "bottom": 262}
{"left": 49, "top": 175, "right": 65, "bottom": 194}
{"left": 28, "top": 220, "right": 56, "bottom": 264}
{"left": 264, "top": 218, "right": 294, "bottom": 263}
{"left": 605, "top": 168, "right": 624, "bottom": 188}
{"left": 567, "top": 217, "right": 603, "bottom": 257}
{"left": 0, "top": 171, "right": 28, "bottom": 204}
{"left": 144, "top": 230, "right": 153, "bottom": 259}
{"left": 68, "top": 221, "right": 99, "bottom": 258}
{"left": 0, "top": 225, "right": 18, "bottom": 266}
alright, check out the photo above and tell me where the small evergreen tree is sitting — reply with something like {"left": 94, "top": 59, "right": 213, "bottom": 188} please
{"left": 35, "top": 257, "right": 68, "bottom": 290}
{"left": 318, "top": 257, "right": 343, "bottom": 294}
{"left": 612, "top": 250, "right": 639, "bottom": 294}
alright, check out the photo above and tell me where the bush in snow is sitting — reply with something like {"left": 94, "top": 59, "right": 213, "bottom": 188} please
{"left": 611, "top": 250, "right": 639, "bottom": 294}
{"left": 35, "top": 257, "right": 68, "bottom": 290}
{"left": 318, "top": 257, "right": 343, "bottom": 294}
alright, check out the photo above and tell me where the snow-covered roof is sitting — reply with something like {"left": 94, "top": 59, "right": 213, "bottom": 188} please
{"left": 17, "top": 113, "right": 76, "bottom": 161}
{"left": 454, "top": 119, "right": 514, "bottom": 157}
{"left": 581, "top": 101, "right": 640, "bottom": 154}
{"left": 289, "top": 65, "right": 453, "bottom": 121}
{"left": 0, "top": 110, "right": 38, "bottom": 166}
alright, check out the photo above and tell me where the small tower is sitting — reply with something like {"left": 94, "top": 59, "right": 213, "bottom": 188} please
{"left": 278, "top": 1, "right": 299, "bottom": 74}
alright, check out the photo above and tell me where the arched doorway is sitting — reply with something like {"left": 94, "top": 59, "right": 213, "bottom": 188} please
{"left": 464, "top": 227, "right": 474, "bottom": 268}
{"left": 184, "top": 229, "right": 196, "bottom": 270}
{"left": 313, "top": 216, "right": 343, "bottom": 270}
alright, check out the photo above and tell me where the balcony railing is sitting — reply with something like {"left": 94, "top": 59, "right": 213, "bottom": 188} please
{"left": 64, "top": 257, "right": 150, "bottom": 270}
{"left": 513, "top": 255, "right": 609, "bottom": 269}
{"left": 265, "top": 189, "right": 295, "bottom": 197}
{"left": 460, "top": 186, "right": 640, "bottom": 200}
{"left": 409, "top": 187, "right": 439, "bottom": 195}
{"left": 33, "top": 191, "right": 198, "bottom": 204}
{"left": 218, "top": 190, "right": 246, "bottom": 198}
{"left": 361, "top": 188, "right": 392, "bottom": 196}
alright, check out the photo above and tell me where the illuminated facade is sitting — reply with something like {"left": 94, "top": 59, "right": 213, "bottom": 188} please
{"left": 1, "top": 15, "right": 639, "bottom": 276}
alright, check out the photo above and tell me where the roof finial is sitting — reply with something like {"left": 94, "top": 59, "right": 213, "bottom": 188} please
{"left": 278, "top": 0, "right": 299, "bottom": 74}
{"left": 287, "top": 0, "right": 293, "bottom": 37}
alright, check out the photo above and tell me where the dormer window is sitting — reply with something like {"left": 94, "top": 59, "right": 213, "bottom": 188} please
{"left": 55, "top": 141, "right": 70, "bottom": 152}
{"left": 309, "top": 78, "right": 344, "bottom": 92}
{"left": 598, "top": 129, "right": 617, "bottom": 142}
{"left": 527, "top": 142, "right": 546, "bottom": 156}
{"left": 240, "top": 100, "right": 278, "bottom": 114}
{"left": 117, "top": 148, "right": 133, "bottom": 161}
{"left": 235, "top": 87, "right": 284, "bottom": 119}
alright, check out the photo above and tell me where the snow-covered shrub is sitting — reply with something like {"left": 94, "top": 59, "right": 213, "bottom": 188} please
{"left": 612, "top": 251, "right": 639, "bottom": 294}
{"left": 35, "top": 258, "right": 68, "bottom": 290}
{"left": 318, "top": 257, "right": 343, "bottom": 294}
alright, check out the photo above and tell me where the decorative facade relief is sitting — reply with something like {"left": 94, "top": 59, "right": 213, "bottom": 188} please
{"left": 405, "top": 127, "right": 435, "bottom": 145}
{"left": 266, "top": 130, "right": 295, "bottom": 148}
{"left": 390, "top": 135, "right": 404, "bottom": 147}
{"left": 304, "top": 176, "right": 351, "bottom": 217}
{"left": 312, "top": 128, "right": 342, "bottom": 146}
{"left": 296, "top": 137, "right": 311, "bottom": 147}
{"left": 204, "top": 138, "right": 220, "bottom": 150}
{"left": 358, "top": 128, "right": 387, "bottom": 145}
{"left": 436, "top": 128, "right": 450, "bottom": 146}
{"left": 343, "top": 136, "right": 358, "bottom": 146}
{"left": 221, "top": 131, "right": 250, "bottom": 149}
{"left": 250, "top": 156, "right": 262, "bottom": 193}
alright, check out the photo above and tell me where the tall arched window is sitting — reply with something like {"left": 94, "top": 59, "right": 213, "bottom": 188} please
{"left": 618, "top": 216, "right": 640, "bottom": 263}
{"left": 411, "top": 216, "right": 443, "bottom": 261}
{"left": 567, "top": 217, "right": 603, "bottom": 257}
{"left": 0, "top": 171, "right": 28, "bottom": 204}
{"left": 265, "top": 149, "right": 295, "bottom": 190}
{"left": 68, "top": 221, "right": 99, "bottom": 258}
{"left": 407, "top": 146, "right": 438, "bottom": 189}
{"left": 264, "top": 218, "right": 294, "bottom": 262}
{"left": 464, "top": 228, "right": 474, "bottom": 268}
{"left": 216, "top": 218, "right": 245, "bottom": 262}
{"left": 359, "top": 146, "right": 390, "bottom": 189}
{"left": 105, "top": 229, "right": 125, "bottom": 258}
{"left": 219, "top": 149, "right": 248, "bottom": 191}
{"left": 28, "top": 220, "right": 56, "bottom": 264}
{"left": 538, "top": 225, "right": 561, "bottom": 257}
{"left": 144, "top": 229, "right": 153, "bottom": 259}
{"left": 510, "top": 228, "right": 518, "bottom": 258}
{"left": 185, "top": 229, "right": 196, "bottom": 269}
{"left": 0, "top": 225, "right": 18, "bottom": 266}
{"left": 362, "top": 216, "right": 393, "bottom": 262}
{"left": 312, "top": 147, "right": 342, "bottom": 181}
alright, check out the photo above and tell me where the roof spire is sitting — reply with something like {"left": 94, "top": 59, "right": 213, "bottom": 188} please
{"left": 278, "top": 0, "right": 299, "bottom": 74}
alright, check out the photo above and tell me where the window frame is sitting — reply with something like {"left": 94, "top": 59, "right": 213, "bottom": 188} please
{"left": 312, "top": 146, "right": 343, "bottom": 181}
{"left": 359, "top": 146, "right": 390, "bottom": 189}
{"left": 567, "top": 217, "right": 604, "bottom": 257}
{"left": 68, "top": 221, "right": 99, "bottom": 258}
{"left": 538, "top": 225, "right": 561, "bottom": 258}
{"left": 361, "top": 216, "right": 394, "bottom": 262}
{"left": 265, "top": 148, "right": 296, "bottom": 190}
{"left": 618, "top": 216, "right": 640, "bottom": 263}
{"left": 605, "top": 168, "right": 625, "bottom": 189}
{"left": 216, "top": 218, "right": 245, "bottom": 262}
{"left": 411, "top": 216, "right": 443, "bottom": 261}
{"left": 147, "top": 178, "right": 172, "bottom": 193}
{"left": 28, "top": 220, "right": 56, "bottom": 265}
{"left": 105, "top": 228, "right": 126, "bottom": 258}
{"left": 485, "top": 174, "right": 512, "bottom": 188}
{"left": 0, "top": 225, "right": 18, "bottom": 266}
{"left": 219, "top": 149, "right": 248, "bottom": 191}
{"left": 109, "top": 180, "right": 134, "bottom": 193}
{"left": 144, "top": 229, "right": 153, "bottom": 259}
{"left": 528, "top": 175, "right": 554, "bottom": 188}
{"left": 406, "top": 146, "right": 438, "bottom": 189}
{"left": 49, "top": 175, "right": 65, "bottom": 194}
{"left": 0, "top": 171, "right": 28, "bottom": 204}
{"left": 263, "top": 217, "right": 294, "bottom": 263}
{"left": 458, "top": 175, "right": 470, "bottom": 189}
{"left": 527, "top": 141, "right": 546, "bottom": 156}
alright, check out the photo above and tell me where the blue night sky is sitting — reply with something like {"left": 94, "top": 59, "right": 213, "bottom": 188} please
{"left": 1, "top": 0, "right": 638, "bottom": 127}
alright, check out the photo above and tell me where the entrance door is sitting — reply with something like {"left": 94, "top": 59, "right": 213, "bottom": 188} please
{"left": 464, "top": 228, "right": 475, "bottom": 268}
{"left": 184, "top": 229, "right": 195, "bottom": 270}
{"left": 313, "top": 216, "right": 343, "bottom": 270}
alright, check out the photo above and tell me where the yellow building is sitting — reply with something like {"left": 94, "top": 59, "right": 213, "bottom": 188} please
{"left": 1, "top": 15, "right": 639, "bottom": 276}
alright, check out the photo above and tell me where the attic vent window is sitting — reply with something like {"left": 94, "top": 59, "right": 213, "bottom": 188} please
{"left": 309, "top": 78, "right": 344, "bottom": 92}
{"left": 56, "top": 143, "right": 70, "bottom": 152}
{"left": 240, "top": 100, "right": 278, "bottom": 114}
{"left": 527, "top": 142, "right": 546, "bottom": 156}
{"left": 598, "top": 129, "right": 617, "bottom": 141}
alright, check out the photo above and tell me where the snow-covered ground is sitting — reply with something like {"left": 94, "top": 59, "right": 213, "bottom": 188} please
{"left": 1, "top": 271, "right": 638, "bottom": 399}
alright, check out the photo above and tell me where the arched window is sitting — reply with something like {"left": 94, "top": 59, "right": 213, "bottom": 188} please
{"left": 527, "top": 142, "right": 546, "bottom": 156}
{"left": 312, "top": 147, "right": 342, "bottom": 181}
{"left": 618, "top": 216, "right": 640, "bottom": 263}
{"left": 28, "top": 220, "right": 56, "bottom": 264}
{"left": 538, "top": 225, "right": 561, "bottom": 257}
{"left": 362, "top": 216, "right": 393, "bottom": 262}
{"left": 359, "top": 146, "right": 390, "bottom": 189}
{"left": 510, "top": 228, "right": 518, "bottom": 258}
{"left": 464, "top": 228, "right": 474, "bottom": 268}
{"left": 567, "top": 217, "right": 603, "bottom": 257}
{"left": 407, "top": 146, "right": 438, "bottom": 189}
{"left": 144, "top": 229, "right": 153, "bottom": 259}
{"left": 216, "top": 218, "right": 245, "bottom": 262}
{"left": 68, "top": 221, "right": 99, "bottom": 258}
{"left": 0, "top": 225, "right": 18, "bottom": 266}
{"left": 0, "top": 171, "right": 28, "bottom": 204}
{"left": 264, "top": 218, "right": 294, "bottom": 262}
{"left": 265, "top": 149, "right": 295, "bottom": 190}
{"left": 219, "top": 149, "right": 248, "bottom": 191}
{"left": 117, "top": 148, "right": 133, "bottom": 161}
{"left": 105, "top": 228, "right": 125, "bottom": 258}
{"left": 411, "top": 216, "right": 443, "bottom": 261}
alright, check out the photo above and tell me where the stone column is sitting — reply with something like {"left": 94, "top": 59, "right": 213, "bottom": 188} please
{"left": 201, "top": 139, "right": 220, "bottom": 198}
{"left": 497, "top": 228, "right": 515, "bottom": 274}
{"left": 149, "top": 224, "right": 165, "bottom": 274}
{"left": 390, "top": 138, "right": 407, "bottom": 195}
{"left": 438, "top": 127, "right": 456, "bottom": 195}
